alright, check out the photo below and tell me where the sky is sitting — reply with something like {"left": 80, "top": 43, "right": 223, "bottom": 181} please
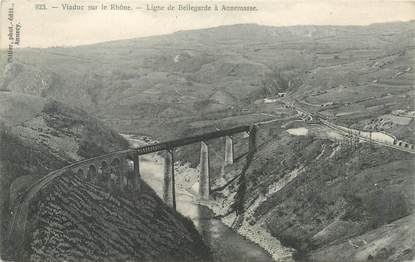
{"left": 0, "top": 0, "right": 414, "bottom": 48}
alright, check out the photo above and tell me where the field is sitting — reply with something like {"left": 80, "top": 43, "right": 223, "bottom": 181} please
{"left": 0, "top": 22, "right": 413, "bottom": 141}
{"left": 0, "top": 22, "right": 414, "bottom": 261}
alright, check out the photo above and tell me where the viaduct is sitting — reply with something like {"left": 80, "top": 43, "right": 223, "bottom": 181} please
{"left": 10, "top": 110, "right": 414, "bottom": 252}
{"left": 8, "top": 125, "right": 257, "bottom": 251}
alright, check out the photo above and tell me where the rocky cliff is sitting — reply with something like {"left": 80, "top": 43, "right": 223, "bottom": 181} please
{"left": 0, "top": 91, "right": 210, "bottom": 261}
{"left": 0, "top": 91, "right": 128, "bottom": 256}
{"left": 21, "top": 172, "right": 209, "bottom": 262}
{"left": 1, "top": 22, "right": 414, "bottom": 262}
{"left": 206, "top": 124, "right": 415, "bottom": 262}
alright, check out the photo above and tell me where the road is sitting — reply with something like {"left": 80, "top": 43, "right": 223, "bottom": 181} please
{"left": 260, "top": 96, "right": 414, "bottom": 154}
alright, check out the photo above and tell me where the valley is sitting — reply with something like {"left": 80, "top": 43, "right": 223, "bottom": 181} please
{"left": 0, "top": 21, "right": 414, "bottom": 262}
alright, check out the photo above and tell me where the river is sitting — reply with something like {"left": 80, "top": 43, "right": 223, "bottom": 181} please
{"left": 123, "top": 135, "right": 274, "bottom": 262}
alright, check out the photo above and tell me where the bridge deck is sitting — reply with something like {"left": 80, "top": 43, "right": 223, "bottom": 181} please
{"left": 8, "top": 125, "right": 252, "bottom": 250}
{"left": 137, "top": 125, "right": 250, "bottom": 155}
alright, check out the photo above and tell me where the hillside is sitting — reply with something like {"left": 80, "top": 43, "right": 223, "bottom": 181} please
{"left": 0, "top": 22, "right": 413, "bottom": 141}
{"left": 0, "top": 91, "right": 128, "bottom": 256}
{"left": 18, "top": 173, "right": 209, "bottom": 262}
{"left": 0, "top": 91, "right": 210, "bottom": 261}
{"left": 0, "top": 22, "right": 414, "bottom": 262}
{"left": 175, "top": 123, "right": 415, "bottom": 261}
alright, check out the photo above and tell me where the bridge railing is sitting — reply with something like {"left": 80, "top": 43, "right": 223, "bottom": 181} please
{"left": 136, "top": 125, "right": 250, "bottom": 155}
{"left": 62, "top": 149, "right": 140, "bottom": 192}
{"left": 319, "top": 119, "right": 415, "bottom": 153}
{"left": 8, "top": 125, "right": 254, "bottom": 252}
{"left": 7, "top": 148, "right": 141, "bottom": 254}
{"left": 14, "top": 125, "right": 252, "bottom": 210}
{"left": 31, "top": 149, "right": 140, "bottom": 198}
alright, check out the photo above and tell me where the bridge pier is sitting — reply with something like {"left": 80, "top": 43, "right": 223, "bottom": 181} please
{"left": 163, "top": 149, "right": 176, "bottom": 209}
{"left": 224, "top": 136, "right": 234, "bottom": 165}
{"left": 119, "top": 158, "right": 127, "bottom": 190}
{"left": 199, "top": 141, "right": 210, "bottom": 200}
{"left": 248, "top": 125, "right": 257, "bottom": 154}
{"left": 132, "top": 153, "right": 141, "bottom": 191}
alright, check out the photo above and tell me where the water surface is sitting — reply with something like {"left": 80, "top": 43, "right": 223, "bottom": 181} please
{"left": 139, "top": 155, "right": 274, "bottom": 262}
{"left": 124, "top": 134, "right": 274, "bottom": 261}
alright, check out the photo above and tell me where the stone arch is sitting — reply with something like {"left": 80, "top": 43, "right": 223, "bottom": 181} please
{"left": 398, "top": 141, "right": 403, "bottom": 146}
{"left": 98, "top": 161, "right": 110, "bottom": 187}
{"left": 87, "top": 165, "right": 97, "bottom": 182}
{"left": 111, "top": 158, "right": 121, "bottom": 167}
{"left": 76, "top": 169, "right": 85, "bottom": 179}
{"left": 126, "top": 159, "right": 134, "bottom": 173}
{"left": 110, "top": 158, "right": 121, "bottom": 189}
{"left": 31, "top": 158, "right": 39, "bottom": 166}
{"left": 125, "top": 159, "right": 135, "bottom": 190}
{"left": 101, "top": 161, "right": 109, "bottom": 172}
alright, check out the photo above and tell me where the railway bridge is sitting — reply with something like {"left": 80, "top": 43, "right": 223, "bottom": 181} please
{"left": 131, "top": 124, "right": 257, "bottom": 209}
{"left": 8, "top": 125, "right": 257, "bottom": 251}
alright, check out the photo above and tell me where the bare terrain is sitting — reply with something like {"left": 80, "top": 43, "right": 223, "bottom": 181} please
{"left": 1, "top": 22, "right": 414, "bottom": 261}
{"left": 0, "top": 92, "right": 210, "bottom": 261}
{"left": 1, "top": 22, "right": 413, "bottom": 141}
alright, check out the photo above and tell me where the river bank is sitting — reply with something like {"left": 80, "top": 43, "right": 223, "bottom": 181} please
{"left": 122, "top": 134, "right": 295, "bottom": 262}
